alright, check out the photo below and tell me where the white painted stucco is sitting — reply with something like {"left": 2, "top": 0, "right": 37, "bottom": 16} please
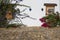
{"left": 11, "top": 0, "right": 60, "bottom": 26}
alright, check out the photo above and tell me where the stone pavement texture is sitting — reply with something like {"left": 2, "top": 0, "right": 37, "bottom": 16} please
{"left": 0, "top": 27, "right": 60, "bottom": 40}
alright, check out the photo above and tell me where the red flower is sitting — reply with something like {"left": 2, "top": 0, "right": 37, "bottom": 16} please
{"left": 41, "top": 22, "right": 50, "bottom": 28}
{"left": 39, "top": 17, "right": 46, "bottom": 22}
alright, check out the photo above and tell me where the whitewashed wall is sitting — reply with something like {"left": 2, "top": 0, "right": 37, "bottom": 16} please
{"left": 11, "top": 0, "right": 60, "bottom": 26}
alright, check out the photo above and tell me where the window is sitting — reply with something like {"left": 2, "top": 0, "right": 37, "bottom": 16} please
{"left": 48, "top": 9, "right": 54, "bottom": 13}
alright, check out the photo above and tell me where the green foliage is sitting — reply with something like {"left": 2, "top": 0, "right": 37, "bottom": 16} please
{"left": 0, "top": 20, "right": 7, "bottom": 27}
{"left": 0, "top": 0, "right": 31, "bottom": 28}
{"left": 0, "top": 0, "right": 10, "bottom": 4}
{"left": 43, "top": 13, "right": 60, "bottom": 27}
{"left": 0, "top": 3, "right": 19, "bottom": 27}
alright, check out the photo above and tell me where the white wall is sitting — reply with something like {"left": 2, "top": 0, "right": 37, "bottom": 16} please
{"left": 58, "top": 0, "right": 60, "bottom": 13}
{"left": 11, "top": 0, "right": 59, "bottom": 26}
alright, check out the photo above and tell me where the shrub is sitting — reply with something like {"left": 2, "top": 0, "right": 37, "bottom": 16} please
{"left": 39, "top": 12, "right": 60, "bottom": 28}
{"left": 0, "top": 0, "right": 31, "bottom": 28}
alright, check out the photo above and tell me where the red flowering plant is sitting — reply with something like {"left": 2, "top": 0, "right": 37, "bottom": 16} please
{"left": 39, "top": 17, "right": 46, "bottom": 22}
{"left": 39, "top": 17, "right": 50, "bottom": 28}
{"left": 39, "top": 12, "right": 60, "bottom": 28}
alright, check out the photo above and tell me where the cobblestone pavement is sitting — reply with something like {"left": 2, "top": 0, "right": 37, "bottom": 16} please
{"left": 0, "top": 27, "right": 60, "bottom": 40}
